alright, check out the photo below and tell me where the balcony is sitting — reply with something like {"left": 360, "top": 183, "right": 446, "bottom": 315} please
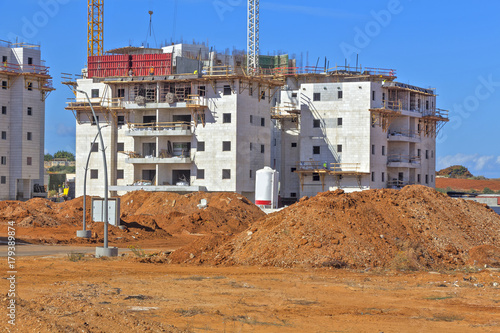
{"left": 125, "top": 156, "right": 191, "bottom": 164}
{"left": 387, "top": 154, "right": 421, "bottom": 168}
{"left": 387, "top": 129, "right": 421, "bottom": 143}
{"left": 271, "top": 102, "right": 300, "bottom": 120}
{"left": 295, "top": 161, "right": 364, "bottom": 174}
{"left": 123, "top": 148, "right": 191, "bottom": 164}
{"left": 387, "top": 180, "right": 416, "bottom": 189}
{"left": 126, "top": 122, "right": 192, "bottom": 136}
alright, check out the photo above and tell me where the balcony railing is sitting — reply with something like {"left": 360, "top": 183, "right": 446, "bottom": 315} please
{"left": 387, "top": 180, "right": 414, "bottom": 188}
{"left": 423, "top": 108, "right": 449, "bottom": 120}
{"left": 387, "top": 154, "right": 421, "bottom": 164}
{"left": 127, "top": 121, "right": 191, "bottom": 132}
{"left": 295, "top": 161, "right": 362, "bottom": 173}
{"left": 387, "top": 129, "right": 419, "bottom": 139}
{"left": 378, "top": 100, "right": 402, "bottom": 111}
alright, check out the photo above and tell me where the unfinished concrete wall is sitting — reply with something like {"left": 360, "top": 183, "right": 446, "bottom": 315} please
{"left": 0, "top": 46, "right": 46, "bottom": 200}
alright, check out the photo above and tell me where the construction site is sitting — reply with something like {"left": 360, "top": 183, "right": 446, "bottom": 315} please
{"left": 61, "top": 0, "right": 449, "bottom": 205}
{"left": 1, "top": 1, "right": 499, "bottom": 332}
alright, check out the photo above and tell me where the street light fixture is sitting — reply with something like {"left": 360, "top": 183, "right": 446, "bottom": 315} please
{"left": 76, "top": 124, "right": 109, "bottom": 239}
{"left": 76, "top": 90, "right": 117, "bottom": 257}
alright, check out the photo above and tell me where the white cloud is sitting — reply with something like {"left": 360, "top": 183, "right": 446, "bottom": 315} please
{"left": 437, "top": 153, "right": 496, "bottom": 171}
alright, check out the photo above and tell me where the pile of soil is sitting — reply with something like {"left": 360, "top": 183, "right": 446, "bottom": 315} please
{"left": 0, "top": 197, "right": 89, "bottom": 227}
{"left": 119, "top": 191, "right": 264, "bottom": 235}
{"left": 198, "top": 186, "right": 500, "bottom": 269}
{"left": 0, "top": 191, "right": 264, "bottom": 246}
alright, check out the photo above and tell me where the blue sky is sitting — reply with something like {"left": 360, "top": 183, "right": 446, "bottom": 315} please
{"left": 1, "top": 0, "right": 499, "bottom": 177}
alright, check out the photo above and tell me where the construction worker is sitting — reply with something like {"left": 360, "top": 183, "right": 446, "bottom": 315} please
{"left": 128, "top": 68, "right": 134, "bottom": 76}
{"left": 149, "top": 66, "right": 154, "bottom": 76}
{"left": 323, "top": 162, "right": 327, "bottom": 169}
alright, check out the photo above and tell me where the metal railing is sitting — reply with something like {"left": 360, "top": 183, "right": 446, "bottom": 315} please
{"left": 387, "top": 154, "right": 421, "bottom": 164}
{"left": 200, "top": 65, "right": 397, "bottom": 78}
{"left": 296, "top": 161, "right": 361, "bottom": 173}
{"left": 423, "top": 108, "right": 449, "bottom": 119}
{"left": 387, "top": 180, "right": 413, "bottom": 188}
{"left": 0, "top": 62, "right": 49, "bottom": 75}
{"left": 387, "top": 129, "right": 419, "bottom": 139}
{"left": 127, "top": 121, "right": 191, "bottom": 131}
{"left": 377, "top": 100, "right": 402, "bottom": 111}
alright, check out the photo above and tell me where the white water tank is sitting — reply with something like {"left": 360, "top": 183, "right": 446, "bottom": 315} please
{"left": 255, "top": 167, "right": 279, "bottom": 208}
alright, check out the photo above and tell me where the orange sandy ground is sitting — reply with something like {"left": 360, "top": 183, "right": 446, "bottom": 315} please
{"left": 436, "top": 178, "right": 500, "bottom": 192}
{"left": 1, "top": 254, "right": 499, "bottom": 333}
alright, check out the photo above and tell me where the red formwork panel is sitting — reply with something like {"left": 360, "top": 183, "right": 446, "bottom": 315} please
{"left": 88, "top": 67, "right": 129, "bottom": 78}
{"left": 88, "top": 53, "right": 172, "bottom": 77}
{"left": 87, "top": 55, "right": 130, "bottom": 77}
{"left": 130, "top": 53, "right": 172, "bottom": 76}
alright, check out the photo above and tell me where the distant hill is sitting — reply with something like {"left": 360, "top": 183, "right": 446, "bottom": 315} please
{"left": 437, "top": 165, "right": 473, "bottom": 179}
{"left": 436, "top": 178, "right": 500, "bottom": 192}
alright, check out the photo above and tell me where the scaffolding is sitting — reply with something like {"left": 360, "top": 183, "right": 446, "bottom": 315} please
{"left": 419, "top": 108, "right": 449, "bottom": 137}
{"left": 369, "top": 100, "right": 402, "bottom": 132}
{"left": 0, "top": 62, "right": 54, "bottom": 101}
{"left": 63, "top": 74, "right": 128, "bottom": 124}
{"left": 294, "top": 161, "right": 367, "bottom": 191}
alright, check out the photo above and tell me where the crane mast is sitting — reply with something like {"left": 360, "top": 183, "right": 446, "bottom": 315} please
{"left": 247, "top": 0, "right": 259, "bottom": 74}
{"left": 88, "top": 0, "right": 104, "bottom": 57}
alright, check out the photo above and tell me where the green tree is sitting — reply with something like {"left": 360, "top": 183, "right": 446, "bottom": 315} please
{"left": 53, "top": 150, "right": 75, "bottom": 161}
{"left": 44, "top": 154, "right": 53, "bottom": 161}
{"left": 48, "top": 165, "right": 76, "bottom": 174}
{"left": 483, "top": 187, "right": 495, "bottom": 194}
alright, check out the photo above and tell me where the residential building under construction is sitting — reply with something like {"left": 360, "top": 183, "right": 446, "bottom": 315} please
{"left": 65, "top": 42, "right": 448, "bottom": 203}
{"left": 0, "top": 40, "right": 53, "bottom": 200}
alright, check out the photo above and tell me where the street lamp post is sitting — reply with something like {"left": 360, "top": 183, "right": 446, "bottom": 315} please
{"left": 76, "top": 125, "right": 109, "bottom": 239}
{"left": 76, "top": 90, "right": 117, "bottom": 257}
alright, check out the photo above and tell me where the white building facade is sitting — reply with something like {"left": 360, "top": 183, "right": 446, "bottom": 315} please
{"left": 68, "top": 69, "right": 280, "bottom": 202}
{"left": 272, "top": 73, "right": 447, "bottom": 204}
{"left": 0, "top": 41, "right": 53, "bottom": 200}
{"left": 68, "top": 45, "right": 447, "bottom": 204}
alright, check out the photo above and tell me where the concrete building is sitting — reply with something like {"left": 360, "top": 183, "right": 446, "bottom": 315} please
{"left": 0, "top": 40, "right": 53, "bottom": 200}
{"left": 65, "top": 45, "right": 281, "bottom": 201}
{"left": 66, "top": 44, "right": 447, "bottom": 203}
{"left": 272, "top": 73, "right": 448, "bottom": 204}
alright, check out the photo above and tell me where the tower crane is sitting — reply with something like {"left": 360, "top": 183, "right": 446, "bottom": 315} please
{"left": 247, "top": 0, "right": 259, "bottom": 74}
{"left": 88, "top": 0, "right": 104, "bottom": 57}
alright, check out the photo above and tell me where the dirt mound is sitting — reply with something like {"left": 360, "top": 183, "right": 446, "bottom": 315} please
{"left": 467, "top": 245, "right": 500, "bottom": 268}
{"left": 119, "top": 191, "right": 264, "bottom": 235}
{"left": 203, "top": 186, "right": 500, "bottom": 269}
{"left": 0, "top": 191, "right": 265, "bottom": 247}
{"left": 0, "top": 197, "right": 90, "bottom": 226}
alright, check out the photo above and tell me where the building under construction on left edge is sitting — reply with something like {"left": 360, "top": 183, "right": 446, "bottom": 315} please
{"left": 0, "top": 40, "right": 54, "bottom": 200}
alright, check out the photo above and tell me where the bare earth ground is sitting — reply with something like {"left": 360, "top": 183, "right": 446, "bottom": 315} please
{"left": 436, "top": 178, "right": 500, "bottom": 191}
{"left": 1, "top": 187, "right": 500, "bottom": 332}
{"left": 1, "top": 254, "right": 500, "bottom": 333}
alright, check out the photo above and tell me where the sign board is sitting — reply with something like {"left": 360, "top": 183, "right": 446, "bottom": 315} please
{"left": 91, "top": 197, "right": 121, "bottom": 226}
